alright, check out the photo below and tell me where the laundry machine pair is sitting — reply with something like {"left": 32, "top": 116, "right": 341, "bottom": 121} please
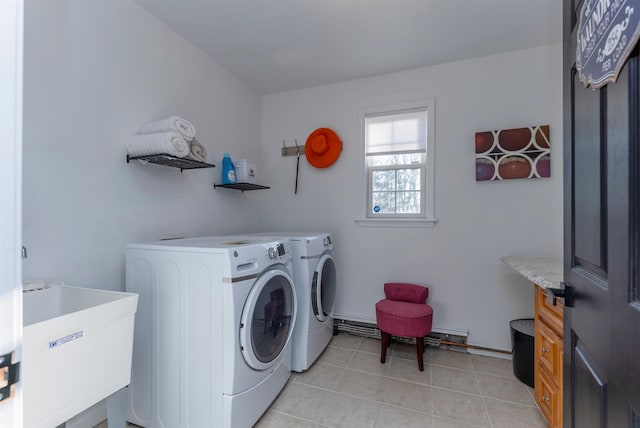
{"left": 252, "top": 232, "right": 337, "bottom": 372}
{"left": 125, "top": 235, "right": 297, "bottom": 427}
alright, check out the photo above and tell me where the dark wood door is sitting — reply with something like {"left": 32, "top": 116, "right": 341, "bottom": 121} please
{"left": 564, "top": 0, "right": 640, "bottom": 427}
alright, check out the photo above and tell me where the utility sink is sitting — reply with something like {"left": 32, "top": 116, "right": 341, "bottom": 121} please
{"left": 22, "top": 281, "right": 138, "bottom": 428}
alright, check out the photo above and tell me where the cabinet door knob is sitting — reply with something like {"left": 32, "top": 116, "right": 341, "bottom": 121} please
{"left": 542, "top": 396, "right": 551, "bottom": 402}
{"left": 541, "top": 347, "right": 550, "bottom": 353}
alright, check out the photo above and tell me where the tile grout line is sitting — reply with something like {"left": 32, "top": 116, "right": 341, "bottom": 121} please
{"left": 480, "top": 395, "right": 496, "bottom": 428}
{"left": 471, "top": 355, "right": 495, "bottom": 428}
{"left": 343, "top": 344, "right": 358, "bottom": 369}
{"left": 303, "top": 356, "right": 541, "bottom": 409}
{"left": 268, "top": 409, "right": 333, "bottom": 427}
{"left": 361, "top": 343, "right": 522, "bottom": 381}
{"left": 421, "top": 355, "right": 435, "bottom": 417}
{"left": 526, "top": 384, "right": 536, "bottom": 402}
{"left": 312, "top": 338, "right": 541, "bottom": 425}
{"left": 286, "top": 381, "right": 436, "bottom": 418}
{"left": 290, "top": 365, "right": 539, "bottom": 426}
{"left": 281, "top": 370, "right": 537, "bottom": 428}
{"left": 473, "top": 373, "right": 540, "bottom": 407}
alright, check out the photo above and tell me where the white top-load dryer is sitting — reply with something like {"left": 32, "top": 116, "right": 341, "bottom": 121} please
{"left": 253, "top": 233, "right": 336, "bottom": 372}
{"left": 125, "top": 236, "right": 296, "bottom": 428}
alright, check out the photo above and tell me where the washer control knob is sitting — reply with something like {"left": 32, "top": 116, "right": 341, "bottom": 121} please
{"left": 268, "top": 247, "right": 278, "bottom": 260}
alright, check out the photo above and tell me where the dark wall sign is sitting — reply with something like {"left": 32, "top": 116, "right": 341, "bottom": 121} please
{"left": 576, "top": 0, "right": 640, "bottom": 88}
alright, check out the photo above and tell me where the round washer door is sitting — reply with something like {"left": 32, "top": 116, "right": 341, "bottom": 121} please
{"left": 240, "top": 267, "right": 297, "bottom": 371}
{"left": 312, "top": 254, "right": 337, "bottom": 322}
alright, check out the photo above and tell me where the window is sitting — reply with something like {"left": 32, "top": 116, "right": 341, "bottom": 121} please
{"left": 358, "top": 99, "right": 436, "bottom": 227}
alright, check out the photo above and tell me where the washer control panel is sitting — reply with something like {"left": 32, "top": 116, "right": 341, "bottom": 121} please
{"left": 268, "top": 242, "right": 286, "bottom": 260}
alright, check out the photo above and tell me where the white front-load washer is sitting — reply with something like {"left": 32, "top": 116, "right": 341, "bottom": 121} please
{"left": 252, "top": 233, "right": 336, "bottom": 372}
{"left": 125, "top": 235, "right": 297, "bottom": 428}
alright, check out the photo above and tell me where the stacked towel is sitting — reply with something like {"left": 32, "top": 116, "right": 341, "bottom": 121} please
{"left": 126, "top": 131, "right": 190, "bottom": 158}
{"left": 137, "top": 116, "right": 196, "bottom": 141}
{"left": 185, "top": 138, "right": 208, "bottom": 163}
{"left": 126, "top": 116, "right": 209, "bottom": 163}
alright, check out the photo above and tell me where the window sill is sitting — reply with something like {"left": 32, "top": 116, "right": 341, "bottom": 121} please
{"left": 354, "top": 217, "right": 438, "bottom": 228}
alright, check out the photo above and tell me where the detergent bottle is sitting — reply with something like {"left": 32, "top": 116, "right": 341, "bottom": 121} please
{"left": 221, "top": 153, "right": 236, "bottom": 184}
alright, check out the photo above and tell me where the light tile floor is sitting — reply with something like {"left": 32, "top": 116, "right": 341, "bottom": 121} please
{"left": 98, "top": 334, "right": 546, "bottom": 428}
{"left": 255, "top": 334, "right": 547, "bottom": 428}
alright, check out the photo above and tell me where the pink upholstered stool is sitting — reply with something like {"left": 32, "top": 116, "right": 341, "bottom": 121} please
{"left": 375, "top": 282, "right": 433, "bottom": 371}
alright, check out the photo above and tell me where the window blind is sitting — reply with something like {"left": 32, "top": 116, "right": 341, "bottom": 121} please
{"left": 365, "top": 108, "right": 427, "bottom": 155}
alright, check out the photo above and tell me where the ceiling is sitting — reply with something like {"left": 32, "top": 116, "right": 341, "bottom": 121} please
{"left": 135, "top": 0, "right": 563, "bottom": 95}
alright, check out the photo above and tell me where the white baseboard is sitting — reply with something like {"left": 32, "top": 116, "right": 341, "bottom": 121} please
{"left": 466, "top": 347, "right": 512, "bottom": 360}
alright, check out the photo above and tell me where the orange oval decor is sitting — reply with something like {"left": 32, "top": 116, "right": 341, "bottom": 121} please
{"left": 536, "top": 154, "right": 551, "bottom": 177}
{"left": 475, "top": 159, "right": 495, "bottom": 181}
{"left": 475, "top": 132, "right": 494, "bottom": 154}
{"left": 498, "top": 156, "right": 531, "bottom": 179}
{"left": 534, "top": 126, "right": 550, "bottom": 149}
{"left": 498, "top": 128, "right": 531, "bottom": 152}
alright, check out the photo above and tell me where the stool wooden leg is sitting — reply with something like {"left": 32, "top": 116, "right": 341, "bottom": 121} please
{"left": 380, "top": 331, "right": 390, "bottom": 364}
{"left": 416, "top": 337, "right": 424, "bottom": 371}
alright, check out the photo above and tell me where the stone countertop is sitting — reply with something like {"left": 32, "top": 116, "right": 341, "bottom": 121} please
{"left": 500, "top": 256, "right": 563, "bottom": 289}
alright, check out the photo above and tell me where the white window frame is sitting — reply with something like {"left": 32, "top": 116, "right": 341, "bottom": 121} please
{"left": 355, "top": 98, "right": 437, "bottom": 228}
{"left": 367, "top": 162, "right": 426, "bottom": 219}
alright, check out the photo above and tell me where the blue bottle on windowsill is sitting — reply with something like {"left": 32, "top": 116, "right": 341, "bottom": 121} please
{"left": 222, "top": 152, "right": 236, "bottom": 184}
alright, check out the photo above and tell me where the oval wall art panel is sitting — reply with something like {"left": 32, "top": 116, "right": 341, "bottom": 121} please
{"left": 475, "top": 125, "right": 550, "bottom": 181}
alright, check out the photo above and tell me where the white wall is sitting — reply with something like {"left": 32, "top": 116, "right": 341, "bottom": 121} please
{"left": 22, "top": 0, "right": 263, "bottom": 291}
{"left": 22, "top": 0, "right": 562, "bottom": 352}
{"left": 259, "top": 44, "right": 563, "bottom": 351}
{"left": 0, "top": 0, "right": 24, "bottom": 424}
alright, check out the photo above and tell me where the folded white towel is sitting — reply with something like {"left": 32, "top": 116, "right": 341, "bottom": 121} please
{"left": 126, "top": 131, "right": 190, "bottom": 158}
{"left": 185, "top": 138, "right": 208, "bottom": 163}
{"left": 138, "top": 116, "right": 196, "bottom": 141}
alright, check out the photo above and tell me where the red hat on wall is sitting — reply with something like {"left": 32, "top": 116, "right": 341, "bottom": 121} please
{"left": 305, "top": 128, "right": 342, "bottom": 168}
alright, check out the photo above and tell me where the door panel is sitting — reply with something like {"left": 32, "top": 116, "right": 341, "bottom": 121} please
{"left": 572, "top": 77, "right": 604, "bottom": 271}
{"left": 564, "top": 0, "right": 640, "bottom": 426}
{"left": 573, "top": 341, "right": 606, "bottom": 428}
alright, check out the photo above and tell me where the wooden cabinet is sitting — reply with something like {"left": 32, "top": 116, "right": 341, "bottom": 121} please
{"left": 534, "top": 285, "right": 563, "bottom": 427}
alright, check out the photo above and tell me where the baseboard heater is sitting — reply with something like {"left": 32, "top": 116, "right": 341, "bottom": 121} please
{"left": 333, "top": 318, "right": 470, "bottom": 352}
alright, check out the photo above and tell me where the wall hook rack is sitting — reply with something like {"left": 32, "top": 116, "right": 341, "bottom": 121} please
{"left": 281, "top": 139, "right": 304, "bottom": 157}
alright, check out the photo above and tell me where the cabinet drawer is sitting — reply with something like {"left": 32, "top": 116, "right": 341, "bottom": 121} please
{"left": 534, "top": 284, "right": 563, "bottom": 427}
{"left": 535, "top": 319, "right": 563, "bottom": 386}
{"left": 536, "top": 286, "right": 563, "bottom": 335}
{"left": 535, "top": 367, "right": 562, "bottom": 428}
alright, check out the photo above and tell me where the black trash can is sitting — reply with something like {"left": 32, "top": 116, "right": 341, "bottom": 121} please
{"left": 510, "top": 318, "right": 535, "bottom": 388}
